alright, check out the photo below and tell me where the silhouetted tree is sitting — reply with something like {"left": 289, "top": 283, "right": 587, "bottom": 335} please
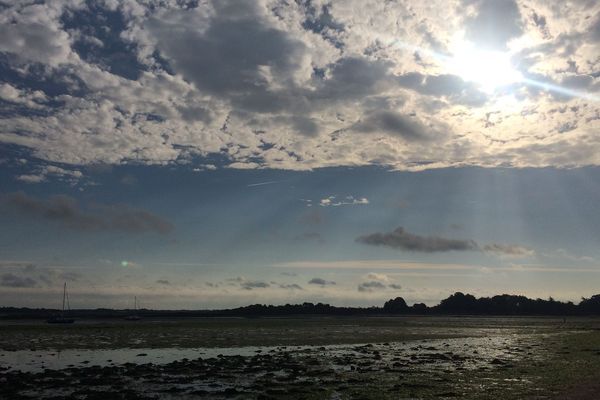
{"left": 436, "top": 292, "right": 478, "bottom": 313}
{"left": 383, "top": 297, "right": 409, "bottom": 313}
{"left": 580, "top": 295, "right": 600, "bottom": 314}
{"left": 411, "top": 303, "right": 427, "bottom": 314}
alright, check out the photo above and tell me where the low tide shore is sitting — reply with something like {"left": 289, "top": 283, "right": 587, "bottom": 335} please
{"left": 1, "top": 316, "right": 599, "bottom": 399}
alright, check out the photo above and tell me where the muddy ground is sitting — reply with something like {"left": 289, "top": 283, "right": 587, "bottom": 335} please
{"left": 1, "top": 316, "right": 599, "bottom": 399}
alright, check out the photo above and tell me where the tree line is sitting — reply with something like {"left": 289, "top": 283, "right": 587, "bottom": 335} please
{"left": 1, "top": 292, "right": 599, "bottom": 319}
{"left": 382, "top": 292, "right": 600, "bottom": 315}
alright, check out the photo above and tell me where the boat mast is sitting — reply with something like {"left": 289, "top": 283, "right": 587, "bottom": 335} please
{"left": 62, "top": 282, "right": 66, "bottom": 313}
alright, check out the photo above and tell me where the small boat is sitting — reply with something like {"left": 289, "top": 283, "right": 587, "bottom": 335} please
{"left": 124, "top": 296, "right": 141, "bottom": 321}
{"left": 47, "top": 282, "right": 75, "bottom": 324}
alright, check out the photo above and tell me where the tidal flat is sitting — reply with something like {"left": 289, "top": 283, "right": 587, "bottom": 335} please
{"left": 1, "top": 316, "right": 599, "bottom": 399}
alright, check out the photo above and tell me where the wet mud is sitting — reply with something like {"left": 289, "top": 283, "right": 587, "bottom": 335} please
{"left": 1, "top": 317, "right": 600, "bottom": 399}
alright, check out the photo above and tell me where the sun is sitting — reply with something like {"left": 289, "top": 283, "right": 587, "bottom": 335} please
{"left": 447, "top": 46, "right": 522, "bottom": 92}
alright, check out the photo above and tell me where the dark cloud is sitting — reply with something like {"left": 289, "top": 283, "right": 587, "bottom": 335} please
{"left": 308, "top": 277, "right": 336, "bottom": 286}
{"left": 589, "top": 12, "right": 600, "bottom": 43}
{"left": 357, "top": 281, "right": 386, "bottom": 292}
{"left": 396, "top": 73, "right": 488, "bottom": 107}
{"left": 388, "top": 284, "right": 402, "bottom": 290}
{"left": 463, "top": 0, "right": 523, "bottom": 50}
{"left": 147, "top": 1, "right": 307, "bottom": 113}
{"left": 288, "top": 115, "right": 320, "bottom": 137}
{"left": 240, "top": 281, "right": 270, "bottom": 290}
{"left": 156, "top": 279, "right": 171, "bottom": 285}
{"left": 0, "top": 263, "right": 79, "bottom": 288}
{"left": 483, "top": 243, "right": 535, "bottom": 257}
{"left": 279, "top": 283, "right": 303, "bottom": 290}
{"left": 1, "top": 272, "right": 37, "bottom": 288}
{"left": 531, "top": 11, "right": 549, "bottom": 38}
{"left": 1, "top": 191, "right": 174, "bottom": 234}
{"left": 356, "top": 227, "right": 478, "bottom": 253}
{"left": 315, "top": 57, "right": 393, "bottom": 102}
{"left": 0, "top": 261, "right": 36, "bottom": 270}
{"left": 352, "top": 111, "right": 435, "bottom": 141}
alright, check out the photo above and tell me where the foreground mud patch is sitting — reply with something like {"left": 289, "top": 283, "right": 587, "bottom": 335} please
{"left": 0, "top": 334, "right": 549, "bottom": 399}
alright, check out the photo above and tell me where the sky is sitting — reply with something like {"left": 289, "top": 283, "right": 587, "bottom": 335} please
{"left": 0, "top": 0, "right": 599, "bottom": 309}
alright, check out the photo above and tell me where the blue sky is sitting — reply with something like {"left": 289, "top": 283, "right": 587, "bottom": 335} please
{"left": 1, "top": 0, "right": 599, "bottom": 308}
{"left": 2, "top": 162, "right": 600, "bottom": 308}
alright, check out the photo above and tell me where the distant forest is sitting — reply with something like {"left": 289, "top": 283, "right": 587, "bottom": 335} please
{"left": 2, "top": 292, "right": 600, "bottom": 319}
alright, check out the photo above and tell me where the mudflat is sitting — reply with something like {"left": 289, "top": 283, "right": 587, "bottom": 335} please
{"left": 1, "top": 316, "right": 599, "bottom": 399}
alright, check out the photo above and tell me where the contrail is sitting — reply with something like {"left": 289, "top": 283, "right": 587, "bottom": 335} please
{"left": 247, "top": 180, "right": 282, "bottom": 187}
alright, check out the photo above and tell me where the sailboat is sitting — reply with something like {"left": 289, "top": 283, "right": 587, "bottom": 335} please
{"left": 47, "top": 282, "right": 75, "bottom": 324}
{"left": 124, "top": 296, "right": 141, "bottom": 321}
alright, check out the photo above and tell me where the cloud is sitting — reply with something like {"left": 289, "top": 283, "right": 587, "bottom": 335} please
{"left": 308, "top": 277, "right": 336, "bottom": 286}
{"left": 351, "top": 111, "right": 436, "bottom": 141}
{"left": 319, "top": 195, "right": 369, "bottom": 207}
{"left": 145, "top": 1, "right": 309, "bottom": 114}
{"left": 1, "top": 192, "right": 174, "bottom": 234}
{"left": 275, "top": 260, "right": 476, "bottom": 270}
{"left": 364, "top": 273, "right": 392, "bottom": 283}
{"left": 463, "top": 0, "right": 524, "bottom": 50}
{"left": 240, "top": 280, "right": 270, "bottom": 290}
{"left": 279, "top": 283, "right": 303, "bottom": 290}
{"left": 0, "top": 0, "right": 598, "bottom": 174}
{"left": 17, "top": 174, "right": 46, "bottom": 183}
{"left": 16, "top": 165, "right": 83, "bottom": 184}
{"left": 0, "top": 261, "right": 36, "bottom": 270}
{"left": 156, "top": 279, "right": 170, "bottom": 285}
{"left": 396, "top": 73, "right": 487, "bottom": 106}
{"left": 1, "top": 272, "right": 37, "bottom": 288}
{"left": 358, "top": 273, "right": 401, "bottom": 292}
{"left": 356, "top": 227, "right": 478, "bottom": 252}
{"left": 483, "top": 243, "right": 535, "bottom": 257}
{"left": 357, "top": 281, "right": 386, "bottom": 292}
{"left": 0, "top": 2, "right": 73, "bottom": 65}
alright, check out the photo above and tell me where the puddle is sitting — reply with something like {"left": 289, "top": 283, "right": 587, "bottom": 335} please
{"left": 0, "top": 334, "right": 530, "bottom": 373}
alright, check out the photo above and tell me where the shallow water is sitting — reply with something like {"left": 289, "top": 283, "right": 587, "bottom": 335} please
{"left": 0, "top": 334, "right": 527, "bottom": 373}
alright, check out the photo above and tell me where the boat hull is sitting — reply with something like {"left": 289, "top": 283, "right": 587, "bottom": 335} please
{"left": 46, "top": 318, "right": 75, "bottom": 324}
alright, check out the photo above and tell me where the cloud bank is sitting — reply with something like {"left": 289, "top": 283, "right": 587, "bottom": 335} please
{"left": 2, "top": 192, "right": 174, "bottom": 234}
{"left": 0, "top": 0, "right": 598, "bottom": 178}
{"left": 356, "top": 227, "right": 479, "bottom": 253}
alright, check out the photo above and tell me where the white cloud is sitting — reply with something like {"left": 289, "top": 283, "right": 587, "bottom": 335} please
{"left": 14, "top": 165, "right": 83, "bottom": 184}
{"left": 318, "top": 195, "right": 369, "bottom": 207}
{"left": 0, "top": 0, "right": 598, "bottom": 175}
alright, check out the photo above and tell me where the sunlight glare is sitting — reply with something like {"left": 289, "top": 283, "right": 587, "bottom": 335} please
{"left": 448, "top": 47, "right": 522, "bottom": 92}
